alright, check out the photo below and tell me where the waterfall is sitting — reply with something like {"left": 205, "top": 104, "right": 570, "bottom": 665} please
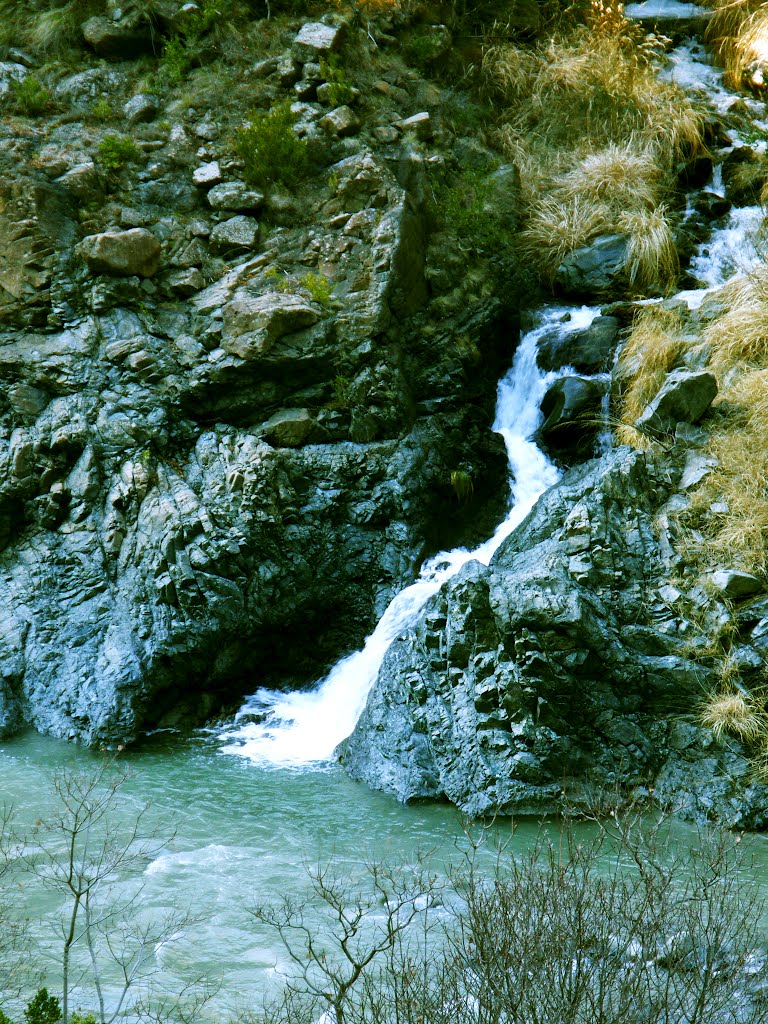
{"left": 219, "top": 306, "right": 600, "bottom": 767}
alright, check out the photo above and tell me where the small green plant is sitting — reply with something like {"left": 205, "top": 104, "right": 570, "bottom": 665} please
{"left": 235, "top": 101, "right": 311, "bottom": 188}
{"left": 301, "top": 271, "right": 334, "bottom": 307}
{"left": 319, "top": 56, "right": 355, "bottom": 106}
{"left": 330, "top": 374, "right": 353, "bottom": 409}
{"left": 24, "top": 990, "right": 61, "bottom": 1024}
{"left": 264, "top": 266, "right": 294, "bottom": 292}
{"left": 89, "top": 97, "right": 115, "bottom": 121}
{"left": 432, "top": 165, "right": 508, "bottom": 254}
{"left": 8, "top": 76, "right": 53, "bottom": 116}
{"left": 450, "top": 469, "right": 474, "bottom": 503}
{"left": 96, "top": 134, "right": 140, "bottom": 172}
{"left": 160, "top": 35, "right": 195, "bottom": 84}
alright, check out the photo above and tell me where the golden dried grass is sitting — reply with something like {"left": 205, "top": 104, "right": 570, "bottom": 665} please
{"left": 517, "top": 195, "right": 614, "bottom": 278}
{"left": 556, "top": 142, "right": 661, "bottom": 210}
{"left": 699, "top": 687, "right": 768, "bottom": 742}
{"left": 484, "top": 16, "right": 706, "bottom": 285}
{"left": 619, "top": 206, "right": 680, "bottom": 291}
{"left": 615, "top": 306, "right": 687, "bottom": 430}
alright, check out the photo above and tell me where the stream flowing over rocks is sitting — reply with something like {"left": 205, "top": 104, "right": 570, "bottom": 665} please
{"left": 226, "top": 7, "right": 768, "bottom": 827}
{"left": 4, "top": 0, "right": 768, "bottom": 829}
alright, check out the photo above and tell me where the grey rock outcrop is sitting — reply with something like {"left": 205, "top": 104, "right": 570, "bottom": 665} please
{"left": 0, "top": 133, "right": 512, "bottom": 745}
{"left": 340, "top": 447, "right": 768, "bottom": 828}
{"left": 636, "top": 368, "right": 718, "bottom": 436}
{"left": 537, "top": 315, "right": 620, "bottom": 374}
{"left": 77, "top": 229, "right": 161, "bottom": 277}
{"left": 556, "top": 234, "right": 630, "bottom": 299}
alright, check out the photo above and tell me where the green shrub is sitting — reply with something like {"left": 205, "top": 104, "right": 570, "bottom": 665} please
{"left": 0, "top": 1009, "right": 14, "bottom": 1024}
{"left": 160, "top": 35, "right": 196, "bottom": 84}
{"left": 8, "top": 76, "right": 53, "bottom": 115}
{"left": 23, "top": 991, "right": 60, "bottom": 1024}
{"left": 96, "top": 133, "right": 140, "bottom": 172}
{"left": 89, "top": 97, "right": 115, "bottom": 121}
{"left": 235, "top": 101, "right": 311, "bottom": 187}
{"left": 432, "top": 165, "right": 509, "bottom": 253}
{"left": 301, "top": 271, "right": 335, "bottom": 307}
{"left": 319, "top": 57, "right": 355, "bottom": 106}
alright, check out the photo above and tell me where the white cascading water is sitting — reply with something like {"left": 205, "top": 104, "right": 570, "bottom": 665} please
{"left": 219, "top": 306, "right": 599, "bottom": 766}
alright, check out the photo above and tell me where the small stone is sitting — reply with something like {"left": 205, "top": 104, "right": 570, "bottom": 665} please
{"left": 209, "top": 215, "right": 260, "bottom": 255}
{"left": 292, "top": 22, "right": 346, "bottom": 60}
{"left": 710, "top": 570, "right": 763, "bottom": 599}
{"left": 81, "top": 16, "right": 153, "bottom": 59}
{"left": 0, "top": 62, "right": 26, "bottom": 96}
{"left": 294, "top": 80, "right": 317, "bottom": 101}
{"left": 397, "top": 112, "right": 432, "bottom": 139}
{"left": 680, "top": 451, "right": 717, "bottom": 490}
{"left": 261, "top": 408, "right": 314, "bottom": 447}
{"left": 319, "top": 105, "right": 360, "bottom": 138}
{"left": 167, "top": 268, "right": 204, "bottom": 296}
{"left": 207, "top": 181, "right": 264, "bottom": 212}
{"left": 373, "top": 125, "right": 399, "bottom": 144}
{"left": 77, "top": 228, "right": 161, "bottom": 277}
{"left": 8, "top": 384, "right": 48, "bottom": 419}
{"left": 192, "top": 161, "right": 223, "bottom": 188}
{"left": 123, "top": 93, "right": 159, "bottom": 124}
{"left": 54, "top": 162, "right": 101, "bottom": 200}
{"left": 277, "top": 56, "right": 301, "bottom": 87}
{"left": 252, "top": 57, "right": 278, "bottom": 78}
{"left": 173, "top": 238, "right": 208, "bottom": 268}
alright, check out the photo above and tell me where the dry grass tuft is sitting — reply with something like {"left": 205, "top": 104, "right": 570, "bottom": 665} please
{"left": 699, "top": 687, "right": 768, "bottom": 743}
{"left": 557, "top": 142, "right": 662, "bottom": 210}
{"left": 484, "top": 15, "right": 706, "bottom": 286}
{"left": 614, "top": 307, "right": 687, "bottom": 436}
{"left": 706, "top": 0, "right": 768, "bottom": 89}
{"left": 620, "top": 206, "right": 680, "bottom": 292}
{"left": 703, "top": 268, "right": 768, "bottom": 370}
{"left": 517, "top": 196, "right": 614, "bottom": 278}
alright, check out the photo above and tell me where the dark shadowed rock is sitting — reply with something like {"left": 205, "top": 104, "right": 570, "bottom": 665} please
{"left": 537, "top": 375, "right": 607, "bottom": 460}
{"left": 77, "top": 228, "right": 161, "bottom": 277}
{"left": 636, "top": 369, "right": 717, "bottom": 436}
{"left": 81, "top": 16, "right": 155, "bottom": 59}
{"left": 556, "top": 234, "right": 630, "bottom": 299}
{"left": 537, "top": 315, "right": 620, "bottom": 373}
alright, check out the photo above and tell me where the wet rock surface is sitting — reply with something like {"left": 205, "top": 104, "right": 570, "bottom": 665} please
{"left": 0, "top": 36, "right": 514, "bottom": 744}
{"left": 341, "top": 447, "right": 768, "bottom": 827}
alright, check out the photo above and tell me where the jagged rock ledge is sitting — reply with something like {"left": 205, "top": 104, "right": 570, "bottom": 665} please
{"left": 340, "top": 446, "right": 768, "bottom": 828}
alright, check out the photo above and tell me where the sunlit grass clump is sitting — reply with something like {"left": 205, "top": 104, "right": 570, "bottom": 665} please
{"left": 699, "top": 687, "right": 768, "bottom": 742}
{"left": 613, "top": 307, "right": 688, "bottom": 447}
{"left": 705, "top": 0, "right": 768, "bottom": 89}
{"left": 484, "top": 7, "right": 708, "bottom": 287}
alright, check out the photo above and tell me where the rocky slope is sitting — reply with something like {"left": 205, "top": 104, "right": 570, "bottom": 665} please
{"left": 0, "top": 5, "right": 518, "bottom": 742}
{"left": 341, "top": 442, "right": 768, "bottom": 828}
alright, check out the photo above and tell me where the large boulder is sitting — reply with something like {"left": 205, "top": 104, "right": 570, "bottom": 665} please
{"left": 556, "top": 234, "right": 630, "bottom": 299}
{"left": 292, "top": 21, "right": 346, "bottom": 60}
{"left": 536, "top": 375, "right": 607, "bottom": 461}
{"left": 81, "top": 16, "right": 156, "bottom": 60}
{"left": 537, "top": 315, "right": 620, "bottom": 373}
{"left": 636, "top": 369, "right": 717, "bottom": 436}
{"left": 76, "top": 228, "right": 161, "bottom": 277}
{"left": 340, "top": 448, "right": 768, "bottom": 828}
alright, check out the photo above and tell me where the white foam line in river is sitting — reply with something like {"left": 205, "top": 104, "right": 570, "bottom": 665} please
{"left": 219, "top": 306, "right": 599, "bottom": 767}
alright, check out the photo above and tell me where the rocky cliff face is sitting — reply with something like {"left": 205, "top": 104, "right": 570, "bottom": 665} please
{"left": 0, "top": 11, "right": 516, "bottom": 743}
{"left": 341, "top": 445, "right": 768, "bottom": 828}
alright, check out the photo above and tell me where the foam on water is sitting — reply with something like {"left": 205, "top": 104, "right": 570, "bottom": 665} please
{"left": 219, "top": 307, "right": 599, "bottom": 767}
